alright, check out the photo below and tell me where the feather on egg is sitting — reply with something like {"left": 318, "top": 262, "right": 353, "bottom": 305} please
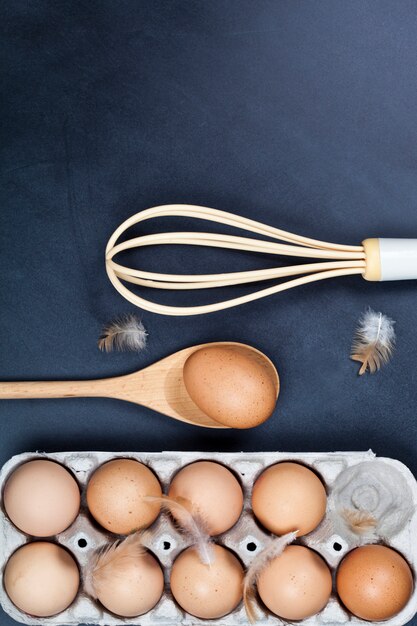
{"left": 143, "top": 495, "right": 215, "bottom": 565}
{"left": 84, "top": 531, "right": 150, "bottom": 598}
{"left": 243, "top": 531, "right": 297, "bottom": 623}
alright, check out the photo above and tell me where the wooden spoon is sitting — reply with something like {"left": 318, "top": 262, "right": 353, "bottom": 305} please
{"left": 0, "top": 342, "right": 279, "bottom": 429}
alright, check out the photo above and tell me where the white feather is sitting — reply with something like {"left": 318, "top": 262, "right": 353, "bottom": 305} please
{"left": 98, "top": 314, "right": 147, "bottom": 352}
{"left": 351, "top": 308, "right": 395, "bottom": 374}
{"left": 359, "top": 309, "right": 395, "bottom": 347}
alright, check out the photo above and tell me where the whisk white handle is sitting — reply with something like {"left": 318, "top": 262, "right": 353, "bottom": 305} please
{"left": 363, "top": 238, "right": 417, "bottom": 281}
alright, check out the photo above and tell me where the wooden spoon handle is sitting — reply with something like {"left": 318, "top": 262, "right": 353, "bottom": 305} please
{"left": 0, "top": 379, "right": 107, "bottom": 400}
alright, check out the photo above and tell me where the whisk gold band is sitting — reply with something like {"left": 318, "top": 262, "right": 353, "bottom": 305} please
{"left": 362, "top": 237, "right": 417, "bottom": 282}
{"left": 362, "top": 239, "right": 381, "bottom": 282}
{"left": 105, "top": 205, "right": 415, "bottom": 316}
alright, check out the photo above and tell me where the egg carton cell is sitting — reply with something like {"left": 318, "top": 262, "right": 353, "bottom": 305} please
{"left": 0, "top": 450, "right": 416, "bottom": 625}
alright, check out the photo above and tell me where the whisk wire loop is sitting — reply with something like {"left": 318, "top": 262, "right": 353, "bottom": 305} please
{"left": 105, "top": 204, "right": 366, "bottom": 316}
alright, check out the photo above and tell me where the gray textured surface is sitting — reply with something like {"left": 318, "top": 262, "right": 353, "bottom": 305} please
{"left": 1, "top": 1, "right": 417, "bottom": 624}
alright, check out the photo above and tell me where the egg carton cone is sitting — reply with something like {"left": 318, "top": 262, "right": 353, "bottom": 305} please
{"left": 0, "top": 450, "right": 416, "bottom": 626}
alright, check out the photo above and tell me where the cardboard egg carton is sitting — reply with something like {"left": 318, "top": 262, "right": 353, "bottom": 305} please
{"left": 0, "top": 450, "right": 416, "bottom": 626}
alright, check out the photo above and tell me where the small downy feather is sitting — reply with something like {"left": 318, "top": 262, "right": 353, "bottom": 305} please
{"left": 340, "top": 508, "right": 377, "bottom": 536}
{"left": 84, "top": 531, "right": 150, "bottom": 599}
{"left": 98, "top": 314, "right": 147, "bottom": 352}
{"left": 144, "top": 495, "right": 214, "bottom": 565}
{"left": 243, "top": 531, "right": 297, "bottom": 623}
{"left": 351, "top": 308, "right": 395, "bottom": 375}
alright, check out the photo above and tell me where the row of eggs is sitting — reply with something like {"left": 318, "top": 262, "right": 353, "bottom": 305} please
{"left": 3, "top": 457, "right": 327, "bottom": 538}
{"left": 1, "top": 458, "right": 414, "bottom": 622}
{"left": 8, "top": 536, "right": 411, "bottom": 622}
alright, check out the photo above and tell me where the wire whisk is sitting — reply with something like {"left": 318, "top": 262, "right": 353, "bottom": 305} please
{"left": 105, "top": 204, "right": 416, "bottom": 316}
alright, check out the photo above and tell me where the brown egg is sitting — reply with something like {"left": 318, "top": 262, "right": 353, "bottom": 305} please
{"left": 252, "top": 462, "right": 327, "bottom": 536}
{"left": 86, "top": 459, "right": 161, "bottom": 534}
{"left": 336, "top": 545, "right": 413, "bottom": 621}
{"left": 3, "top": 459, "right": 80, "bottom": 537}
{"left": 94, "top": 551, "right": 164, "bottom": 617}
{"left": 170, "top": 545, "right": 244, "bottom": 619}
{"left": 4, "top": 542, "right": 79, "bottom": 617}
{"left": 168, "top": 461, "right": 243, "bottom": 535}
{"left": 258, "top": 545, "right": 332, "bottom": 621}
{"left": 183, "top": 345, "right": 278, "bottom": 428}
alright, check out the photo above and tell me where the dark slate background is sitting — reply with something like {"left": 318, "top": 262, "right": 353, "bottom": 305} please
{"left": 1, "top": 1, "right": 416, "bottom": 624}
